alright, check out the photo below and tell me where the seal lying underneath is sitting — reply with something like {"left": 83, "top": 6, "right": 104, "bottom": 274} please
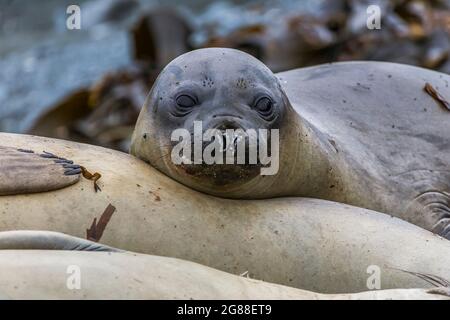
{"left": 0, "top": 231, "right": 448, "bottom": 300}
{"left": 3, "top": 133, "right": 450, "bottom": 293}
{"left": 130, "top": 48, "right": 450, "bottom": 238}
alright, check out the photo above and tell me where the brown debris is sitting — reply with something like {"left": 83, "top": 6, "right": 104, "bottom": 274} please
{"left": 424, "top": 83, "right": 450, "bottom": 111}
{"left": 132, "top": 7, "right": 192, "bottom": 67}
{"left": 86, "top": 204, "right": 116, "bottom": 242}
{"left": 24, "top": 1, "right": 450, "bottom": 152}
{"left": 28, "top": 90, "right": 91, "bottom": 142}
{"left": 149, "top": 190, "right": 161, "bottom": 201}
{"left": 80, "top": 166, "right": 102, "bottom": 192}
{"left": 25, "top": 6, "right": 191, "bottom": 152}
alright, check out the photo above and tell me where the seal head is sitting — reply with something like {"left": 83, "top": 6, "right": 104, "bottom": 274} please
{"left": 131, "top": 48, "right": 299, "bottom": 197}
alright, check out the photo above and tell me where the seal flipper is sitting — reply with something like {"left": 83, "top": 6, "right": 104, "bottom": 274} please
{"left": 0, "top": 146, "right": 81, "bottom": 196}
{"left": 0, "top": 230, "right": 120, "bottom": 252}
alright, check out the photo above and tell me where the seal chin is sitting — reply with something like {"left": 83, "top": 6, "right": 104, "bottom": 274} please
{"left": 175, "top": 162, "right": 261, "bottom": 187}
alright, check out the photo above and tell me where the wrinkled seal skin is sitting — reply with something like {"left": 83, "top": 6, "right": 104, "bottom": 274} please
{"left": 131, "top": 48, "right": 450, "bottom": 238}
{"left": 0, "top": 231, "right": 448, "bottom": 300}
{"left": 2, "top": 133, "right": 450, "bottom": 293}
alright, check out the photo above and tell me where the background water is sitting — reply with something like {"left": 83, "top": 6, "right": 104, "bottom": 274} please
{"left": 0, "top": 0, "right": 448, "bottom": 150}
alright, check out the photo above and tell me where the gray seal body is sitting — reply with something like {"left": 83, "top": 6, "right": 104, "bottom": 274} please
{"left": 131, "top": 48, "right": 450, "bottom": 238}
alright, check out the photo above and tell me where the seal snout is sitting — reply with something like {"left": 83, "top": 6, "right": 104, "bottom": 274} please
{"left": 212, "top": 119, "right": 244, "bottom": 131}
{"left": 208, "top": 118, "right": 248, "bottom": 152}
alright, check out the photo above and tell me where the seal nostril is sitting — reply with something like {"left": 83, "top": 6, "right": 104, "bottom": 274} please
{"left": 214, "top": 120, "right": 242, "bottom": 131}
{"left": 213, "top": 114, "right": 243, "bottom": 120}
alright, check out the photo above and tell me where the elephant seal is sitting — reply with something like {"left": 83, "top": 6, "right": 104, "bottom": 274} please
{"left": 0, "top": 231, "right": 447, "bottom": 300}
{"left": 130, "top": 48, "right": 450, "bottom": 238}
{"left": 2, "top": 133, "right": 450, "bottom": 293}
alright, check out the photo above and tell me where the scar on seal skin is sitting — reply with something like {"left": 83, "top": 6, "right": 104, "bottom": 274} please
{"left": 0, "top": 146, "right": 101, "bottom": 195}
{"left": 86, "top": 204, "right": 116, "bottom": 242}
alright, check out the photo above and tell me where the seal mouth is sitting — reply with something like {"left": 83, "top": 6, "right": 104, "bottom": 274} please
{"left": 165, "top": 115, "right": 277, "bottom": 186}
{"left": 177, "top": 162, "right": 261, "bottom": 186}
{"left": 170, "top": 133, "right": 268, "bottom": 186}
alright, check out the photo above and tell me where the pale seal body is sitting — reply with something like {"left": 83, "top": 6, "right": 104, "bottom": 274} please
{"left": 0, "top": 231, "right": 448, "bottom": 300}
{"left": 2, "top": 133, "right": 450, "bottom": 293}
{"left": 131, "top": 48, "right": 450, "bottom": 238}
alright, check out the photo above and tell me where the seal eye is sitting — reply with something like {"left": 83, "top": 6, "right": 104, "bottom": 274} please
{"left": 176, "top": 95, "right": 196, "bottom": 108}
{"left": 255, "top": 97, "right": 272, "bottom": 112}
{"left": 253, "top": 96, "right": 275, "bottom": 121}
